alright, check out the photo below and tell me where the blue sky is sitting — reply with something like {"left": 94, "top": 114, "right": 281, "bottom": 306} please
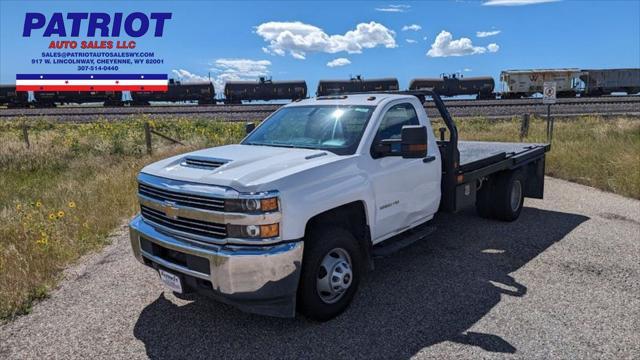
{"left": 1, "top": 0, "right": 639, "bottom": 93}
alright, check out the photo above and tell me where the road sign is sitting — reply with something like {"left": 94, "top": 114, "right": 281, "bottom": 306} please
{"left": 543, "top": 81, "right": 557, "bottom": 104}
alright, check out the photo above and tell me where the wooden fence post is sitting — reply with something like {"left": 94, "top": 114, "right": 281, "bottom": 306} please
{"left": 150, "top": 129, "right": 185, "bottom": 145}
{"left": 520, "top": 113, "right": 530, "bottom": 141}
{"left": 144, "top": 122, "right": 152, "bottom": 154}
{"left": 22, "top": 124, "right": 30, "bottom": 148}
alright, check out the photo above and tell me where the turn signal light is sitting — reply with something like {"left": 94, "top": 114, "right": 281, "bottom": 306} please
{"left": 260, "top": 223, "right": 280, "bottom": 238}
{"left": 260, "top": 197, "right": 279, "bottom": 212}
{"left": 407, "top": 144, "right": 427, "bottom": 152}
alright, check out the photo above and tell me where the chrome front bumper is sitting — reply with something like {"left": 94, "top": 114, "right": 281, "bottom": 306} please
{"left": 129, "top": 215, "right": 304, "bottom": 317}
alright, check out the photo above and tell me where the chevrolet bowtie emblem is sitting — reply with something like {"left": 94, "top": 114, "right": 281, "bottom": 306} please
{"left": 163, "top": 201, "right": 179, "bottom": 219}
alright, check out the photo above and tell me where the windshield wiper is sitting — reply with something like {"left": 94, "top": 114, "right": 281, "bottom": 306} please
{"left": 246, "top": 142, "right": 322, "bottom": 150}
{"left": 245, "top": 142, "right": 296, "bottom": 148}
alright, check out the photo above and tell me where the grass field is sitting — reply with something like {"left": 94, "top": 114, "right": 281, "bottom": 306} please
{"left": 0, "top": 114, "right": 638, "bottom": 320}
{"left": 0, "top": 117, "right": 244, "bottom": 320}
{"left": 447, "top": 116, "right": 640, "bottom": 198}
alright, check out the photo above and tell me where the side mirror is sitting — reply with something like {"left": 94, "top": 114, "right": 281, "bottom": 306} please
{"left": 400, "top": 125, "right": 428, "bottom": 158}
{"left": 245, "top": 122, "right": 256, "bottom": 135}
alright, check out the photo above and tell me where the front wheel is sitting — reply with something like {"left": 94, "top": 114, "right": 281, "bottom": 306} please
{"left": 297, "top": 227, "right": 362, "bottom": 321}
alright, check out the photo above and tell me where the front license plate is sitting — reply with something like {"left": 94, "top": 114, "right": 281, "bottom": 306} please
{"left": 159, "top": 269, "right": 183, "bottom": 293}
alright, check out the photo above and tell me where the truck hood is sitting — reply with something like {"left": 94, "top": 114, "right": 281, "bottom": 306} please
{"left": 141, "top": 144, "right": 344, "bottom": 191}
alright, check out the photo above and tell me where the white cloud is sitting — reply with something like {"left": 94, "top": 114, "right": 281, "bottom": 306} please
{"left": 290, "top": 51, "right": 306, "bottom": 60}
{"left": 476, "top": 30, "right": 501, "bottom": 38}
{"left": 326, "top": 58, "right": 351, "bottom": 67}
{"left": 256, "top": 21, "right": 397, "bottom": 59}
{"left": 423, "top": 36, "right": 428, "bottom": 41}
{"left": 213, "top": 59, "right": 271, "bottom": 77}
{"left": 483, "top": 0, "right": 559, "bottom": 6}
{"left": 173, "top": 59, "right": 273, "bottom": 94}
{"left": 402, "top": 24, "right": 422, "bottom": 31}
{"left": 426, "top": 30, "right": 500, "bottom": 57}
{"left": 212, "top": 59, "right": 274, "bottom": 91}
{"left": 487, "top": 43, "right": 500, "bottom": 52}
{"left": 406, "top": 39, "right": 417, "bottom": 44}
{"left": 375, "top": 4, "right": 411, "bottom": 12}
{"left": 171, "top": 69, "right": 209, "bottom": 83}
{"left": 463, "top": 68, "right": 472, "bottom": 72}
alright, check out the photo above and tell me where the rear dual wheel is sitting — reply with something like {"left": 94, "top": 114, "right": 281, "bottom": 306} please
{"left": 476, "top": 170, "right": 525, "bottom": 222}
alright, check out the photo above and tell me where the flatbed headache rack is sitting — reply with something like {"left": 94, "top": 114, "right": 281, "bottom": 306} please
{"left": 334, "top": 89, "right": 551, "bottom": 212}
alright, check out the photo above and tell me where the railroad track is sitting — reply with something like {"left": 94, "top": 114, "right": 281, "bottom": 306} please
{"left": 1, "top": 96, "right": 639, "bottom": 120}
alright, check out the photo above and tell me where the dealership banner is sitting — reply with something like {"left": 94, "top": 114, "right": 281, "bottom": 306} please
{"left": 10, "top": 9, "right": 172, "bottom": 92}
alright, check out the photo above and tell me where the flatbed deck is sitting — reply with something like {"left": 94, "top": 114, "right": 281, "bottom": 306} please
{"left": 458, "top": 141, "right": 550, "bottom": 174}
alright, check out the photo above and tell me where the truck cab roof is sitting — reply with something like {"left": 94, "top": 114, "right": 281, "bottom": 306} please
{"left": 287, "top": 93, "right": 418, "bottom": 107}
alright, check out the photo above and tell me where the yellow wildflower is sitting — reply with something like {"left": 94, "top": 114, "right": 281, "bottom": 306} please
{"left": 16, "top": 204, "right": 22, "bottom": 212}
{"left": 35, "top": 200, "right": 42, "bottom": 208}
{"left": 48, "top": 213, "right": 56, "bottom": 220}
{"left": 57, "top": 210, "right": 65, "bottom": 218}
{"left": 37, "top": 232, "right": 49, "bottom": 245}
{"left": 68, "top": 201, "right": 76, "bottom": 208}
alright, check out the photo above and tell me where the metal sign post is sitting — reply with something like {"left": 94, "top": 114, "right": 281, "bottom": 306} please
{"left": 543, "top": 81, "right": 557, "bottom": 142}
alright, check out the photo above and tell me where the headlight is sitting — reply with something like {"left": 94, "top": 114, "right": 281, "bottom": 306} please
{"left": 227, "top": 223, "right": 279, "bottom": 239}
{"left": 225, "top": 196, "right": 279, "bottom": 212}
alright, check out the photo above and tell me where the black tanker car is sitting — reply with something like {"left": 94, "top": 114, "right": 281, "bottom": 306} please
{"left": 409, "top": 74, "right": 495, "bottom": 99}
{"left": 224, "top": 77, "right": 307, "bottom": 104}
{"left": 316, "top": 76, "right": 399, "bottom": 96}
{"left": 0, "top": 85, "right": 29, "bottom": 108}
{"left": 130, "top": 79, "right": 215, "bottom": 105}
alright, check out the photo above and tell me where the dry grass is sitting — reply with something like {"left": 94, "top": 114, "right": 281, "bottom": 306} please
{"left": 0, "top": 114, "right": 637, "bottom": 321}
{"left": 0, "top": 117, "right": 244, "bottom": 320}
{"left": 436, "top": 115, "right": 640, "bottom": 199}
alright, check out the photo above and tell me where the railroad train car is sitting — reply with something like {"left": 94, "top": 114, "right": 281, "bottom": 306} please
{"left": 223, "top": 77, "right": 307, "bottom": 104}
{"left": 33, "top": 90, "right": 123, "bottom": 107}
{"left": 500, "top": 69, "right": 582, "bottom": 98}
{"left": 316, "top": 76, "right": 399, "bottom": 96}
{"left": 130, "top": 79, "right": 215, "bottom": 105}
{"left": 0, "top": 85, "right": 29, "bottom": 108}
{"left": 580, "top": 68, "right": 640, "bottom": 96}
{"left": 408, "top": 74, "right": 495, "bottom": 99}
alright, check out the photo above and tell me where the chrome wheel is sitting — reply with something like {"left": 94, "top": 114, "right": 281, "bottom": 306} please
{"left": 316, "top": 248, "right": 353, "bottom": 304}
{"left": 510, "top": 180, "right": 523, "bottom": 212}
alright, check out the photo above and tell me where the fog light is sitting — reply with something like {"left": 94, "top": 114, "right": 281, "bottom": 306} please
{"left": 227, "top": 223, "right": 280, "bottom": 239}
{"left": 246, "top": 225, "right": 260, "bottom": 237}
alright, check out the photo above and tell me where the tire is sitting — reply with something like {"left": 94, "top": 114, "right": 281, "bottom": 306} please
{"left": 493, "top": 170, "right": 525, "bottom": 222}
{"left": 475, "top": 178, "right": 494, "bottom": 218}
{"left": 297, "top": 227, "right": 362, "bottom": 321}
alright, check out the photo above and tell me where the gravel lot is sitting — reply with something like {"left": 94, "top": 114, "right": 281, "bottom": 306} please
{"left": 1, "top": 177, "right": 639, "bottom": 359}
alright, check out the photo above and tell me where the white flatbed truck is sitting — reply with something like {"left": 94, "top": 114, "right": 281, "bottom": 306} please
{"left": 129, "top": 91, "right": 549, "bottom": 320}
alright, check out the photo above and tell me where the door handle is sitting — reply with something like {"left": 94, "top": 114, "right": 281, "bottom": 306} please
{"left": 423, "top": 156, "right": 437, "bottom": 163}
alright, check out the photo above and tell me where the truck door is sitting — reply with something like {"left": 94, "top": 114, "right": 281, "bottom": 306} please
{"left": 368, "top": 102, "right": 440, "bottom": 242}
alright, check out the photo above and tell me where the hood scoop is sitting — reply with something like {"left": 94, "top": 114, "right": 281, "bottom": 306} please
{"left": 182, "top": 156, "right": 230, "bottom": 170}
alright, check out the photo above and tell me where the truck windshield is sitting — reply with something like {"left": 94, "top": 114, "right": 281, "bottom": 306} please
{"left": 242, "top": 105, "right": 376, "bottom": 155}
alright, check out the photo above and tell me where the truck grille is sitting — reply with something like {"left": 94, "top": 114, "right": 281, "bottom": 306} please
{"left": 138, "top": 183, "right": 225, "bottom": 211}
{"left": 140, "top": 205, "right": 227, "bottom": 238}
